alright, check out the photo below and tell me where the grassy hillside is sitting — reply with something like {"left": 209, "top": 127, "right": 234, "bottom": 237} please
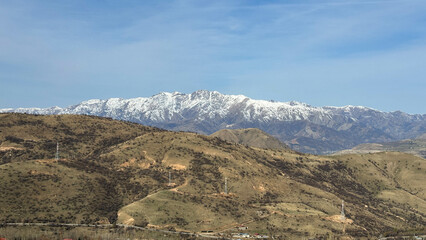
{"left": 210, "top": 128, "right": 288, "bottom": 150}
{"left": 330, "top": 152, "right": 426, "bottom": 212}
{"left": 334, "top": 137, "right": 426, "bottom": 158}
{"left": 0, "top": 113, "right": 162, "bottom": 224}
{"left": 0, "top": 113, "right": 425, "bottom": 239}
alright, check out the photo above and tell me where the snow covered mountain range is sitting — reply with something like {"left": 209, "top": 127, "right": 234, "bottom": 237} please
{"left": 1, "top": 90, "right": 425, "bottom": 154}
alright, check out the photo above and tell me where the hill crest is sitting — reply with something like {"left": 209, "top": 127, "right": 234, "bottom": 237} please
{"left": 210, "top": 128, "right": 289, "bottom": 150}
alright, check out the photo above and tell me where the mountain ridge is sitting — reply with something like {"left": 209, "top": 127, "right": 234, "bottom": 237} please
{"left": 1, "top": 90, "right": 425, "bottom": 154}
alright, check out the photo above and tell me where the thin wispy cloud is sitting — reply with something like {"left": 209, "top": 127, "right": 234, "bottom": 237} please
{"left": 0, "top": 0, "right": 425, "bottom": 113}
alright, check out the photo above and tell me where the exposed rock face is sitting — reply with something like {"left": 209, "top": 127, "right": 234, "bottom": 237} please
{"left": 2, "top": 90, "right": 425, "bottom": 154}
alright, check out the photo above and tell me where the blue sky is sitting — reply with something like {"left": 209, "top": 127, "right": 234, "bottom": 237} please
{"left": 0, "top": 0, "right": 425, "bottom": 113}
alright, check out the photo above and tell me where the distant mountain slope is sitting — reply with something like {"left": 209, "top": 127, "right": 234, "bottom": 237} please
{"left": 0, "top": 113, "right": 425, "bottom": 238}
{"left": 334, "top": 137, "right": 426, "bottom": 158}
{"left": 1, "top": 90, "right": 425, "bottom": 154}
{"left": 210, "top": 128, "right": 288, "bottom": 150}
{"left": 416, "top": 133, "right": 426, "bottom": 140}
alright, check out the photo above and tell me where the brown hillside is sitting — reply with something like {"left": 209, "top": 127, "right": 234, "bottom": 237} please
{"left": 0, "top": 113, "right": 425, "bottom": 239}
{"left": 210, "top": 128, "right": 288, "bottom": 150}
{"left": 334, "top": 137, "right": 426, "bottom": 158}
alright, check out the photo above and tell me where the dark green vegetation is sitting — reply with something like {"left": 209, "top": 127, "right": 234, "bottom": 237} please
{"left": 0, "top": 113, "right": 425, "bottom": 239}
{"left": 210, "top": 128, "right": 289, "bottom": 150}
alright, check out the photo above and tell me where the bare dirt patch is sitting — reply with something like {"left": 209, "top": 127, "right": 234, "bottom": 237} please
{"left": 168, "top": 164, "right": 186, "bottom": 170}
{"left": 120, "top": 158, "right": 151, "bottom": 169}
{"left": 252, "top": 184, "right": 267, "bottom": 192}
{"left": 325, "top": 215, "right": 353, "bottom": 224}
{"left": 35, "top": 159, "right": 62, "bottom": 163}
{"left": 0, "top": 146, "right": 24, "bottom": 151}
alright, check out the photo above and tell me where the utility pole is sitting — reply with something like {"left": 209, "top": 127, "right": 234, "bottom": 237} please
{"left": 225, "top": 177, "right": 228, "bottom": 194}
{"left": 168, "top": 171, "right": 172, "bottom": 186}
{"left": 55, "top": 142, "right": 59, "bottom": 162}
{"left": 340, "top": 200, "right": 345, "bottom": 220}
{"left": 53, "top": 141, "right": 60, "bottom": 220}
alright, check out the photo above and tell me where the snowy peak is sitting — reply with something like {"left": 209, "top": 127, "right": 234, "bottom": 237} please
{"left": 2, "top": 90, "right": 374, "bottom": 121}
{"left": 1, "top": 90, "right": 424, "bottom": 154}
{"left": 0, "top": 90, "right": 413, "bottom": 122}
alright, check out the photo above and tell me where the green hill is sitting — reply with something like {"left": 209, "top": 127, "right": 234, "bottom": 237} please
{"left": 0, "top": 113, "right": 425, "bottom": 239}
